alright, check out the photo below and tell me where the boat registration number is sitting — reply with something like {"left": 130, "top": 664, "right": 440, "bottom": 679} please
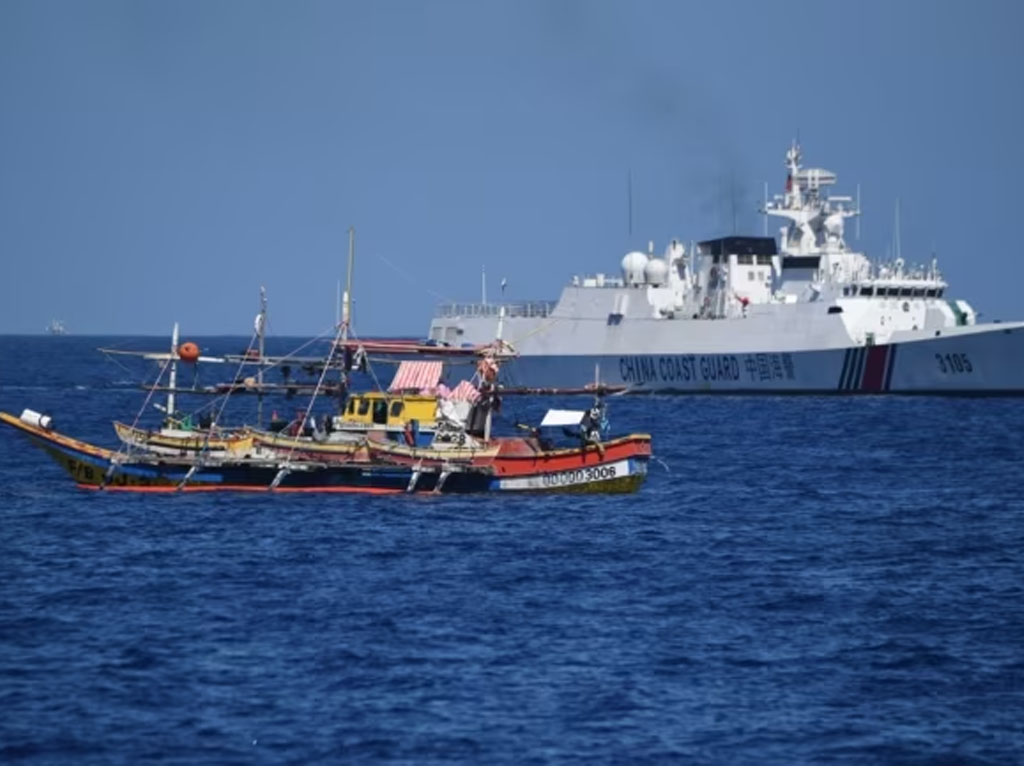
{"left": 499, "top": 459, "right": 632, "bottom": 491}
{"left": 541, "top": 463, "right": 619, "bottom": 488}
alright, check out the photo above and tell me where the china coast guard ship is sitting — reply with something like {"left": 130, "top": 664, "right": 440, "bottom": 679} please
{"left": 427, "top": 144, "right": 1024, "bottom": 393}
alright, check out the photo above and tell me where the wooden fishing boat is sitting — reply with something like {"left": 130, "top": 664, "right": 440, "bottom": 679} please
{"left": 246, "top": 362, "right": 467, "bottom": 460}
{"left": 113, "top": 421, "right": 255, "bottom": 457}
{"left": 362, "top": 399, "right": 651, "bottom": 491}
{"left": 0, "top": 410, "right": 650, "bottom": 494}
{"left": 246, "top": 427, "right": 368, "bottom": 463}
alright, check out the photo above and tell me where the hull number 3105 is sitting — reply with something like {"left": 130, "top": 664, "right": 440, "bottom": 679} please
{"left": 936, "top": 353, "right": 972, "bottom": 374}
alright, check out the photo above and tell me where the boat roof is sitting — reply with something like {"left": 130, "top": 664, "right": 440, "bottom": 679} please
{"left": 388, "top": 360, "right": 443, "bottom": 392}
{"left": 540, "top": 409, "right": 586, "bottom": 427}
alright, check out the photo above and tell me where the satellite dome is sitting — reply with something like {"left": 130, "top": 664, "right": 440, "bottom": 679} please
{"left": 644, "top": 258, "right": 669, "bottom": 287}
{"left": 621, "top": 251, "right": 648, "bottom": 285}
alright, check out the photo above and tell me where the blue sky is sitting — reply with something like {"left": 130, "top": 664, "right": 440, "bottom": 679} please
{"left": 2, "top": 0, "right": 1022, "bottom": 336}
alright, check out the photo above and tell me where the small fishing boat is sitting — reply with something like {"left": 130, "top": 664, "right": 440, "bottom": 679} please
{"left": 0, "top": 408, "right": 650, "bottom": 494}
{"left": 363, "top": 392, "right": 650, "bottom": 491}
{"left": 112, "top": 420, "right": 255, "bottom": 458}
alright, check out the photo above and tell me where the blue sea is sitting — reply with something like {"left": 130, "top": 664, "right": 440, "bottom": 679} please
{"left": 1, "top": 335, "right": 1023, "bottom": 764}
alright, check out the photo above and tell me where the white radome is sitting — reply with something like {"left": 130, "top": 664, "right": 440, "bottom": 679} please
{"left": 620, "top": 251, "right": 649, "bottom": 286}
{"left": 643, "top": 258, "right": 669, "bottom": 286}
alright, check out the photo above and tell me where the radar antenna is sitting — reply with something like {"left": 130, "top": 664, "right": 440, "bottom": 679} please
{"left": 855, "top": 183, "right": 861, "bottom": 240}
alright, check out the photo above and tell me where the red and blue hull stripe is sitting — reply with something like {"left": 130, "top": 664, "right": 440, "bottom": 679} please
{"left": 838, "top": 344, "right": 898, "bottom": 392}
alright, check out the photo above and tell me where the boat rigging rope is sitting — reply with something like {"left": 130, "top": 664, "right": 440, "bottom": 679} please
{"left": 110, "top": 356, "right": 173, "bottom": 458}
{"left": 172, "top": 323, "right": 340, "bottom": 431}
{"left": 99, "top": 355, "right": 174, "bottom": 490}
{"left": 181, "top": 322, "right": 342, "bottom": 491}
{"left": 506, "top": 312, "right": 562, "bottom": 348}
{"left": 99, "top": 349, "right": 141, "bottom": 380}
{"left": 188, "top": 326, "right": 261, "bottom": 470}
{"left": 345, "top": 328, "right": 389, "bottom": 395}
{"left": 272, "top": 320, "right": 349, "bottom": 483}
{"left": 374, "top": 251, "right": 454, "bottom": 305}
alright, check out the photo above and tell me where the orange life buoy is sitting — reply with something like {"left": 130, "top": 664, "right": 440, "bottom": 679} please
{"left": 178, "top": 342, "right": 200, "bottom": 362}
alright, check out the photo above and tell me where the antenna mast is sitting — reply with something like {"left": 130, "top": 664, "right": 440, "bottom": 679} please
{"left": 628, "top": 168, "right": 633, "bottom": 238}
{"left": 856, "top": 183, "right": 861, "bottom": 240}
{"left": 730, "top": 171, "right": 737, "bottom": 234}
{"left": 762, "top": 180, "right": 768, "bottom": 236}
{"left": 894, "top": 198, "right": 902, "bottom": 262}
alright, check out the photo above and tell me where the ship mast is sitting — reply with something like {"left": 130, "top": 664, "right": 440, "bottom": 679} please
{"left": 167, "top": 322, "right": 179, "bottom": 424}
{"left": 256, "top": 286, "right": 267, "bottom": 427}
{"left": 339, "top": 226, "right": 355, "bottom": 394}
{"left": 343, "top": 227, "right": 354, "bottom": 343}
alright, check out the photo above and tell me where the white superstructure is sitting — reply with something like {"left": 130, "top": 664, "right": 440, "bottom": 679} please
{"left": 427, "top": 144, "right": 1024, "bottom": 393}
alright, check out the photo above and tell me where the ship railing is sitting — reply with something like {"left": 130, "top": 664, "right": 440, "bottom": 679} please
{"left": 434, "top": 301, "right": 556, "bottom": 319}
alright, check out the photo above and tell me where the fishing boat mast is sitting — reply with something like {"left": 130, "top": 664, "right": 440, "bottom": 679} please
{"left": 256, "top": 286, "right": 267, "bottom": 427}
{"left": 166, "top": 322, "right": 180, "bottom": 422}
{"left": 340, "top": 226, "right": 355, "bottom": 392}
{"left": 343, "top": 227, "right": 354, "bottom": 341}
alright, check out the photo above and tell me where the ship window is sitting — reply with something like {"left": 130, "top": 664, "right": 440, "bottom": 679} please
{"left": 860, "top": 287, "right": 874, "bottom": 296}
{"left": 346, "top": 399, "right": 355, "bottom": 415}
{"left": 937, "top": 288, "right": 945, "bottom": 297}
{"left": 390, "top": 401, "right": 404, "bottom": 418}
{"left": 748, "top": 271, "right": 755, "bottom": 281}
{"left": 899, "top": 288, "right": 913, "bottom": 297}
{"left": 738, "top": 254, "right": 753, "bottom": 265}
{"left": 756, "top": 254, "right": 773, "bottom": 265}
{"left": 887, "top": 287, "right": 900, "bottom": 297}
{"left": 357, "top": 399, "right": 370, "bottom": 416}
{"left": 843, "top": 287, "right": 850, "bottom": 296}
{"left": 912, "top": 288, "right": 925, "bottom": 297}
{"left": 372, "top": 400, "right": 387, "bottom": 425}
{"left": 925, "top": 288, "right": 937, "bottom": 298}
{"left": 713, "top": 255, "right": 722, "bottom": 264}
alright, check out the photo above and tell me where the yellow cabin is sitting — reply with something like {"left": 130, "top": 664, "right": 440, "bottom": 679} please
{"left": 334, "top": 392, "right": 438, "bottom": 431}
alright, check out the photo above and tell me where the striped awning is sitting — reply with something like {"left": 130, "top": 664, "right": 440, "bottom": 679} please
{"left": 444, "top": 379, "right": 480, "bottom": 402}
{"left": 388, "top": 360, "right": 443, "bottom": 392}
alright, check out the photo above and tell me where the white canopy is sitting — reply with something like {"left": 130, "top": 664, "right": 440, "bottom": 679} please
{"left": 539, "top": 409, "right": 586, "bottom": 427}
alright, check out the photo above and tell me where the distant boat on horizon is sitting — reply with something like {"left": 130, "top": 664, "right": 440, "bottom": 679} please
{"left": 46, "top": 319, "right": 66, "bottom": 336}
